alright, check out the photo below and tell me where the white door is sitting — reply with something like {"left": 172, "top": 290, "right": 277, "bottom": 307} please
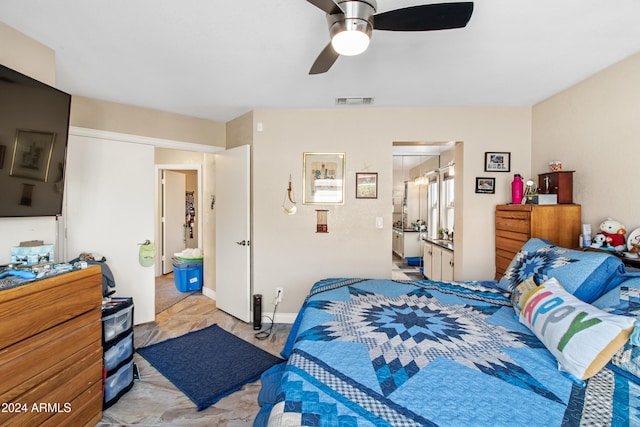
{"left": 162, "top": 170, "right": 186, "bottom": 274}
{"left": 65, "top": 133, "right": 155, "bottom": 325}
{"left": 215, "top": 145, "right": 251, "bottom": 322}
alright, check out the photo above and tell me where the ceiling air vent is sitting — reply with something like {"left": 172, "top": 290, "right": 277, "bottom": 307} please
{"left": 335, "top": 97, "right": 374, "bottom": 106}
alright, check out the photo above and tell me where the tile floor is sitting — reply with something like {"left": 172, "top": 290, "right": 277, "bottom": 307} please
{"left": 391, "top": 254, "right": 424, "bottom": 280}
{"left": 97, "top": 293, "right": 291, "bottom": 427}
{"left": 154, "top": 272, "right": 192, "bottom": 314}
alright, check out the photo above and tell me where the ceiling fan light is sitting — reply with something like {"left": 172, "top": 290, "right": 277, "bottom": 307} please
{"left": 331, "top": 30, "right": 370, "bottom": 56}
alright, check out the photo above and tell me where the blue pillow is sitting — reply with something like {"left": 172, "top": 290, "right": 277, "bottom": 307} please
{"left": 497, "top": 238, "right": 626, "bottom": 303}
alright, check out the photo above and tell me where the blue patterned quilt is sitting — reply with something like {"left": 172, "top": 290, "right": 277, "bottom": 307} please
{"left": 264, "top": 278, "right": 640, "bottom": 426}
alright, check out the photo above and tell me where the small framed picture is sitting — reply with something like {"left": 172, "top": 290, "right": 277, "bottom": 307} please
{"left": 10, "top": 130, "right": 56, "bottom": 181}
{"left": 355, "top": 172, "right": 378, "bottom": 199}
{"left": 484, "top": 152, "right": 510, "bottom": 172}
{"left": 475, "top": 177, "right": 495, "bottom": 194}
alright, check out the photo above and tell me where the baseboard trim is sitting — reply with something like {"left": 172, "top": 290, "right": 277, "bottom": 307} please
{"left": 262, "top": 312, "right": 298, "bottom": 325}
{"left": 201, "top": 287, "right": 297, "bottom": 324}
{"left": 202, "top": 286, "right": 216, "bottom": 300}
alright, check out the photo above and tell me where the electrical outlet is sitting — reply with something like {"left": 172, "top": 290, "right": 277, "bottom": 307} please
{"left": 275, "top": 287, "right": 284, "bottom": 303}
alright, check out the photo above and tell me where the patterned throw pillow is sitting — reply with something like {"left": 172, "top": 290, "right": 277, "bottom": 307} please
{"left": 519, "top": 278, "right": 635, "bottom": 380}
{"left": 498, "top": 238, "right": 626, "bottom": 303}
{"left": 510, "top": 276, "right": 538, "bottom": 315}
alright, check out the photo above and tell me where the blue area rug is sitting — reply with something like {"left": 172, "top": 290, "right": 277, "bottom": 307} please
{"left": 137, "top": 324, "right": 284, "bottom": 410}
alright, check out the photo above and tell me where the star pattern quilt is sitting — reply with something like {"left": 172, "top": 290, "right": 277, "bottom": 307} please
{"left": 264, "top": 278, "right": 640, "bottom": 426}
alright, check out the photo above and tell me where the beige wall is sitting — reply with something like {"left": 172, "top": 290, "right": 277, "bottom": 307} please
{"left": 71, "top": 96, "right": 225, "bottom": 146}
{"left": 532, "top": 52, "right": 640, "bottom": 233}
{"left": 251, "top": 107, "right": 531, "bottom": 317}
{"left": 0, "top": 22, "right": 55, "bottom": 86}
{"left": 226, "top": 112, "right": 254, "bottom": 149}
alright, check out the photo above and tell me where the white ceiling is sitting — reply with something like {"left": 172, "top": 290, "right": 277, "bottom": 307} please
{"left": 2, "top": 1, "right": 640, "bottom": 123}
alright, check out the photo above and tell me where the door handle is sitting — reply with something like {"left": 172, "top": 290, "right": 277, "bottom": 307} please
{"left": 236, "top": 240, "right": 250, "bottom": 246}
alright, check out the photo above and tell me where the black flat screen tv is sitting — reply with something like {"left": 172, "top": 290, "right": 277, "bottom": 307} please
{"left": 0, "top": 63, "right": 71, "bottom": 217}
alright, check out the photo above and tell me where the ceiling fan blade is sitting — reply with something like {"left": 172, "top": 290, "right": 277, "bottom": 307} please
{"left": 306, "top": 0, "right": 343, "bottom": 15}
{"left": 373, "top": 2, "right": 474, "bottom": 31}
{"left": 309, "top": 43, "right": 340, "bottom": 75}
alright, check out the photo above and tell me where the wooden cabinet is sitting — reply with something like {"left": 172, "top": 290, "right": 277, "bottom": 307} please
{"left": 538, "top": 171, "right": 574, "bottom": 203}
{"left": 495, "top": 204, "right": 581, "bottom": 279}
{"left": 423, "top": 242, "right": 454, "bottom": 281}
{"left": 393, "top": 229, "right": 404, "bottom": 257}
{"left": 0, "top": 266, "right": 103, "bottom": 426}
{"left": 441, "top": 249, "right": 454, "bottom": 281}
{"left": 393, "top": 229, "right": 423, "bottom": 258}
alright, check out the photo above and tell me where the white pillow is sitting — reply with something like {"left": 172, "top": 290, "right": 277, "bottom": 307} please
{"left": 519, "top": 277, "right": 635, "bottom": 380}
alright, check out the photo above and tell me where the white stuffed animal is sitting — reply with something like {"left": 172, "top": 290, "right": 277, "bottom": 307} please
{"left": 598, "top": 217, "right": 627, "bottom": 251}
{"left": 590, "top": 233, "right": 609, "bottom": 249}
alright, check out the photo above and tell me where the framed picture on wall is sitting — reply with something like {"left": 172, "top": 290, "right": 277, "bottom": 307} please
{"left": 475, "top": 177, "right": 495, "bottom": 194}
{"left": 303, "top": 152, "right": 345, "bottom": 204}
{"left": 9, "top": 129, "right": 56, "bottom": 181}
{"left": 484, "top": 151, "right": 510, "bottom": 172}
{"left": 355, "top": 172, "right": 377, "bottom": 199}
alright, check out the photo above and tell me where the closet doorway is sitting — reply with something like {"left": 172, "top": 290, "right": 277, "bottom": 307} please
{"left": 154, "top": 163, "right": 203, "bottom": 313}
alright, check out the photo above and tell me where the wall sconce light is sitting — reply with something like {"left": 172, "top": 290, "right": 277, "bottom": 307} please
{"left": 282, "top": 174, "right": 297, "bottom": 215}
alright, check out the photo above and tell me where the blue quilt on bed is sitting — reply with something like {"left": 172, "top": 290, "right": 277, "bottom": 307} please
{"left": 263, "top": 278, "right": 640, "bottom": 426}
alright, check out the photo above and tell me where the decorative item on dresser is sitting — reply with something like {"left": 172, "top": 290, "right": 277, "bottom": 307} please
{"left": 495, "top": 204, "right": 582, "bottom": 279}
{"left": 538, "top": 170, "right": 574, "bottom": 203}
{"left": 0, "top": 266, "right": 104, "bottom": 426}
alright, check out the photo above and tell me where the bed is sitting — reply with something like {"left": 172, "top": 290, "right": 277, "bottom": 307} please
{"left": 255, "top": 238, "right": 640, "bottom": 426}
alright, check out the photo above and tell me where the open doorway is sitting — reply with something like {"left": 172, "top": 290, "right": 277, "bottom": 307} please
{"left": 155, "top": 164, "right": 203, "bottom": 314}
{"left": 391, "top": 141, "right": 458, "bottom": 280}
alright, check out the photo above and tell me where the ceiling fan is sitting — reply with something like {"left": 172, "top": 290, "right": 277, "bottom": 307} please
{"left": 307, "top": 0, "right": 474, "bottom": 74}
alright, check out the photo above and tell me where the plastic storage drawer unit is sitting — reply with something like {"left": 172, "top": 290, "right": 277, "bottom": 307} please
{"left": 103, "top": 330, "right": 134, "bottom": 373}
{"left": 102, "top": 297, "right": 134, "bottom": 344}
{"left": 103, "top": 356, "right": 135, "bottom": 409}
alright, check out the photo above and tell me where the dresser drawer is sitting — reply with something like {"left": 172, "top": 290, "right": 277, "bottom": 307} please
{"left": 39, "top": 380, "right": 103, "bottom": 427}
{"left": 0, "top": 266, "right": 102, "bottom": 351}
{"left": 0, "top": 344, "right": 102, "bottom": 426}
{"left": 496, "top": 214, "right": 531, "bottom": 234}
{"left": 0, "top": 309, "right": 102, "bottom": 400}
{"left": 496, "top": 228, "right": 529, "bottom": 244}
{"left": 495, "top": 254, "right": 514, "bottom": 279}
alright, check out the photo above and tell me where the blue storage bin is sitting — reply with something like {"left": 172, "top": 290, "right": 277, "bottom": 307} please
{"left": 406, "top": 256, "right": 423, "bottom": 267}
{"left": 174, "top": 265, "right": 203, "bottom": 292}
{"left": 172, "top": 257, "right": 203, "bottom": 269}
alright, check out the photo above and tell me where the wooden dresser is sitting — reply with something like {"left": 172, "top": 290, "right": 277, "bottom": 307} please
{"left": 0, "top": 266, "right": 103, "bottom": 426}
{"left": 495, "top": 204, "right": 582, "bottom": 279}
